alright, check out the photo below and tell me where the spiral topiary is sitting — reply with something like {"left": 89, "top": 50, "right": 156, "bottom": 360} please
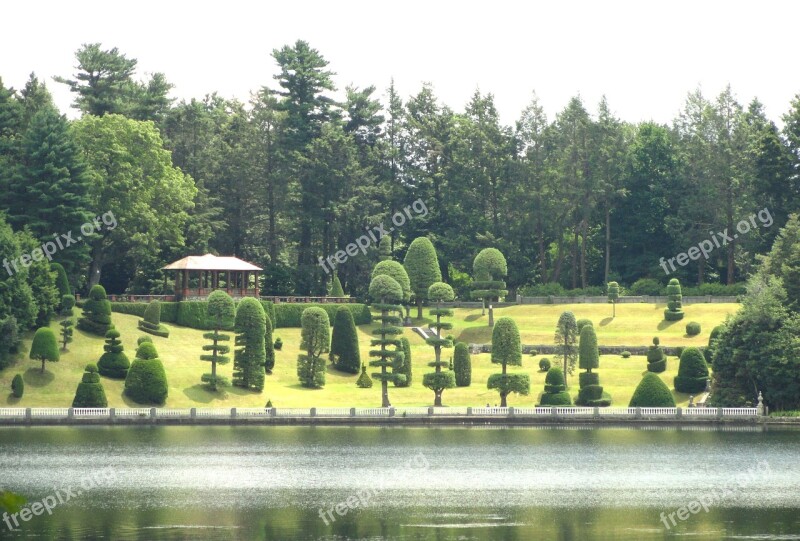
{"left": 664, "top": 278, "right": 685, "bottom": 321}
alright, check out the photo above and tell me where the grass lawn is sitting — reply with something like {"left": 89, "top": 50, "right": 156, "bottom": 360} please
{"left": 0, "top": 303, "right": 734, "bottom": 409}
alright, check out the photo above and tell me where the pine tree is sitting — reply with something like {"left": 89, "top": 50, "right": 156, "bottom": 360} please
{"left": 59, "top": 318, "right": 73, "bottom": 351}
{"left": 487, "top": 317, "right": 529, "bottom": 407}
{"left": 232, "top": 298, "right": 266, "bottom": 392}
{"left": 330, "top": 306, "right": 360, "bottom": 374}
{"left": 97, "top": 329, "right": 130, "bottom": 379}
{"left": 368, "top": 275, "right": 405, "bottom": 407}
{"left": 471, "top": 248, "right": 508, "bottom": 327}
{"left": 422, "top": 282, "right": 456, "bottom": 406}
{"left": 201, "top": 291, "right": 234, "bottom": 391}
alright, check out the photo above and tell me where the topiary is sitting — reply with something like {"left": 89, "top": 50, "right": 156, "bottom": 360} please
{"left": 470, "top": 248, "right": 508, "bottom": 327}
{"left": 264, "top": 306, "right": 276, "bottom": 374}
{"left": 685, "top": 321, "right": 701, "bottom": 336}
{"left": 404, "top": 237, "right": 442, "bottom": 319}
{"left": 52, "top": 262, "right": 71, "bottom": 300}
{"left": 577, "top": 319, "right": 593, "bottom": 332}
{"left": 297, "top": 307, "right": 330, "bottom": 389}
{"left": 663, "top": 278, "right": 685, "bottom": 321}
{"left": 607, "top": 281, "right": 620, "bottom": 317}
{"left": 674, "top": 347, "right": 709, "bottom": 394}
{"left": 575, "top": 325, "right": 610, "bottom": 406}
{"left": 77, "top": 285, "right": 113, "bottom": 335}
{"left": 621, "top": 351, "right": 631, "bottom": 358}
{"left": 29, "top": 327, "right": 59, "bottom": 373}
{"left": 60, "top": 294, "right": 76, "bottom": 317}
{"left": 423, "top": 281, "right": 456, "bottom": 406}
{"left": 368, "top": 274, "right": 406, "bottom": 406}
{"left": 138, "top": 300, "right": 170, "bottom": 338}
{"left": 125, "top": 342, "right": 168, "bottom": 404}
{"left": 647, "top": 336, "right": 666, "bottom": 373}
{"left": 330, "top": 306, "right": 360, "bottom": 375}
{"left": 233, "top": 298, "right": 267, "bottom": 392}
{"left": 539, "top": 366, "right": 572, "bottom": 406}
{"left": 59, "top": 317, "right": 74, "bottom": 351}
{"left": 629, "top": 372, "right": 676, "bottom": 407}
{"left": 72, "top": 363, "right": 108, "bottom": 408}
{"left": 487, "top": 317, "right": 528, "bottom": 406}
{"left": 97, "top": 329, "right": 130, "bottom": 379}
{"left": 538, "top": 357, "right": 551, "bottom": 372}
{"left": 137, "top": 336, "right": 153, "bottom": 345}
{"left": 330, "top": 274, "right": 345, "bottom": 297}
{"left": 396, "top": 337, "right": 413, "bottom": 387}
{"left": 453, "top": 342, "right": 471, "bottom": 387}
{"left": 705, "top": 324, "right": 725, "bottom": 364}
{"left": 356, "top": 365, "right": 373, "bottom": 388}
{"left": 274, "top": 337, "right": 283, "bottom": 350}
{"left": 11, "top": 374, "right": 23, "bottom": 398}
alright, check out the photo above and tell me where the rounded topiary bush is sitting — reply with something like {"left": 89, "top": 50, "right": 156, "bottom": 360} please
{"left": 11, "top": 374, "right": 23, "bottom": 398}
{"left": 274, "top": 337, "right": 283, "bottom": 350}
{"left": 77, "top": 285, "right": 113, "bottom": 336}
{"left": 138, "top": 300, "right": 170, "bottom": 338}
{"left": 647, "top": 336, "right": 666, "bottom": 373}
{"left": 629, "top": 372, "right": 676, "bottom": 407}
{"left": 97, "top": 329, "right": 130, "bottom": 379}
{"left": 137, "top": 336, "right": 153, "bottom": 345}
{"left": 72, "top": 363, "right": 108, "bottom": 408}
{"left": 686, "top": 321, "right": 701, "bottom": 336}
{"left": 356, "top": 365, "right": 373, "bottom": 388}
{"left": 674, "top": 346, "right": 709, "bottom": 394}
{"left": 576, "top": 319, "right": 593, "bottom": 332}
{"left": 538, "top": 358, "right": 551, "bottom": 372}
{"left": 621, "top": 351, "right": 631, "bottom": 358}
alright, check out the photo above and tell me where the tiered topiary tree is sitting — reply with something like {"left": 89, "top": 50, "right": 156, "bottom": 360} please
{"left": 674, "top": 347, "right": 709, "bottom": 394}
{"left": 264, "top": 307, "right": 275, "bottom": 374}
{"left": 396, "top": 337, "right": 412, "bottom": 387}
{"left": 200, "top": 290, "right": 235, "bottom": 391}
{"left": 297, "top": 307, "right": 330, "bottom": 389}
{"left": 125, "top": 341, "right": 168, "bottom": 404}
{"left": 403, "top": 237, "right": 442, "bottom": 320}
{"left": 607, "top": 281, "right": 620, "bottom": 318}
{"left": 77, "top": 285, "right": 113, "bottom": 336}
{"left": 232, "top": 297, "right": 266, "bottom": 392}
{"left": 422, "top": 282, "right": 456, "bottom": 406}
{"left": 11, "top": 374, "right": 23, "bottom": 398}
{"left": 356, "top": 365, "right": 373, "bottom": 388}
{"left": 29, "top": 327, "right": 59, "bottom": 374}
{"left": 368, "top": 274, "right": 405, "bottom": 407}
{"left": 330, "top": 306, "right": 360, "bottom": 374}
{"left": 539, "top": 366, "right": 572, "bottom": 405}
{"left": 554, "top": 311, "right": 579, "bottom": 389}
{"left": 60, "top": 294, "right": 75, "bottom": 317}
{"left": 138, "top": 300, "right": 170, "bottom": 338}
{"left": 664, "top": 278, "right": 685, "bottom": 321}
{"left": 453, "top": 342, "right": 471, "bottom": 387}
{"left": 487, "top": 317, "right": 529, "bottom": 407}
{"left": 705, "top": 324, "right": 725, "bottom": 365}
{"left": 378, "top": 235, "right": 392, "bottom": 261}
{"left": 576, "top": 324, "right": 611, "bottom": 406}
{"left": 471, "top": 248, "right": 508, "bottom": 327}
{"left": 629, "top": 372, "right": 676, "bottom": 407}
{"left": 72, "top": 364, "right": 108, "bottom": 408}
{"left": 647, "top": 336, "right": 666, "bottom": 373}
{"left": 59, "top": 317, "right": 74, "bottom": 351}
{"left": 97, "top": 329, "right": 130, "bottom": 378}
{"left": 373, "top": 260, "right": 412, "bottom": 327}
{"left": 330, "top": 274, "right": 345, "bottom": 297}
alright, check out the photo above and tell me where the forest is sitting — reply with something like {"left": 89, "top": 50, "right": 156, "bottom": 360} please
{"left": 1, "top": 40, "right": 800, "bottom": 300}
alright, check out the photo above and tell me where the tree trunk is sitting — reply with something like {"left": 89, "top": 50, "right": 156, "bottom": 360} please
{"left": 604, "top": 208, "right": 611, "bottom": 285}
{"left": 41, "top": 358, "right": 45, "bottom": 374}
{"left": 416, "top": 299, "right": 422, "bottom": 320}
{"left": 434, "top": 391, "right": 443, "bottom": 407}
{"left": 580, "top": 218, "right": 588, "bottom": 289}
{"left": 88, "top": 241, "right": 105, "bottom": 288}
{"left": 562, "top": 336, "right": 568, "bottom": 389}
{"left": 500, "top": 393, "right": 507, "bottom": 407}
{"left": 488, "top": 305, "right": 494, "bottom": 327}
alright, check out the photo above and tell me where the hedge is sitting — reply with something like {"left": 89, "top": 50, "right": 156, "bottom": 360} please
{"left": 11, "top": 374, "right": 23, "bottom": 398}
{"left": 274, "top": 303, "right": 370, "bottom": 328}
{"left": 125, "top": 358, "right": 168, "bottom": 404}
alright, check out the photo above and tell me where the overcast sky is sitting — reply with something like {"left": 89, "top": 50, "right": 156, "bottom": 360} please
{"left": 3, "top": 0, "right": 798, "bottom": 126}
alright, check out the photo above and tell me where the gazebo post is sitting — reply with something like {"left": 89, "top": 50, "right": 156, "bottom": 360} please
{"left": 254, "top": 271, "right": 260, "bottom": 297}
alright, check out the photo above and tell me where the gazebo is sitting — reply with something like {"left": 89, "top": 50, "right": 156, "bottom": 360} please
{"left": 162, "top": 254, "right": 262, "bottom": 300}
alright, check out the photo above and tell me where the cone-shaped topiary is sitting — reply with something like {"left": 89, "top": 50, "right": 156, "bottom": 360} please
{"left": 201, "top": 290, "right": 235, "bottom": 390}
{"left": 52, "top": 263, "right": 71, "bottom": 300}
{"left": 330, "top": 274, "right": 345, "bottom": 297}
{"left": 629, "top": 372, "right": 676, "bottom": 407}
{"left": 487, "top": 317, "right": 529, "bottom": 406}
{"left": 378, "top": 235, "right": 392, "bottom": 261}
{"left": 396, "top": 337, "right": 412, "bottom": 387}
{"left": 264, "top": 307, "right": 275, "bottom": 374}
{"left": 453, "top": 342, "right": 471, "bottom": 387}
{"left": 77, "top": 285, "right": 113, "bottom": 335}
{"left": 125, "top": 342, "right": 168, "bottom": 404}
{"left": 647, "top": 336, "right": 667, "bottom": 373}
{"left": 138, "top": 300, "right": 169, "bottom": 338}
{"left": 356, "top": 365, "right": 373, "bottom": 388}
{"left": 539, "top": 366, "right": 572, "bottom": 405}
{"left": 29, "top": 327, "right": 59, "bottom": 373}
{"left": 368, "top": 274, "right": 405, "bottom": 406}
{"left": 674, "top": 347, "right": 709, "bottom": 393}
{"left": 403, "top": 237, "right": 442, "bottom": 319}
{"left": 423, "top": 282, "right": 456, "bottom": 406}
{"left": 576, "top": 324, "right": 611, "bottom": 406}
{"left": 11, "top": 374, "right": 23, "bottom": 398}
{"left": 232, "top": 298, "right": 266, "bottom": 392}
{"left": 297, "top": 307, "right": 330, "bottom": 389}
{"left": 330, "top": 306, "right": 360, "bottom": 374}
{"left": 705, "top": 325, "right": 725, "bottom": 365}
{"left": 664, "top": 278, "right": 685, "bottom": 321}
{"left": 470, "top": 248, "right": 508, "bottom": 327}
{"left": 72, "top": 363, "right": 108, "bottom": 408}
{"left": 97, "top": 329, "right": 130, "bottom": 379}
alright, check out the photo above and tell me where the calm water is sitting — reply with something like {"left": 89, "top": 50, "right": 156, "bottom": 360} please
{"left": 0, "top": 425, "right": 799, "bottom": 540}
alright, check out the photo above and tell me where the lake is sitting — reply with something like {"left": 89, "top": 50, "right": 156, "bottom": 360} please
{"left": 0, "top": 425, "right": 798, "bottom": 540}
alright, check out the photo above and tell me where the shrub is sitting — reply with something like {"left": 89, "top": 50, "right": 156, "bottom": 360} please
{"left": 61, "top": 294, "right": 76, "bottom": 317}
{"left": 77, "top": 285, "right": 113, "bottom": 335}
{"left": 137, "top": 336, "right": 152, "bottom": 345}
{"left": 396, "top": 337, "right": 413, "bottom": 387}
{"left": 538, "top": 358, "right": 552, "bottom": 372}
{"left": 404, "top": 237, "right": 443, "bottom": 319}
{"left": 706, "top": 324, "right": 725, "bottom": 364}
{"left": 629, "top": 278, "right": 663, "bottom": 296}
{"left": 330, "top": 306, "right": 360, "bottom": 374}
{"left": 579, "top": 372, "right": 599, "bottom": 387}
{"left": 674, "top": 347, "right": 710, "bottom": 394}
{"left": 647, "top": 337, "right": 666, "bottom": 373}
{"left": 629, "top": 373, "right": 676, "bottom": 407}
{"left": 97, "top": 329, "right": 130, "bottom": 379}
{"left": 233, "top": 298, "right": 266, "bottom": 392}
{"left": 578, "top": 325, "right": 599, "bottom": 371}
{"left": 663, "top": 278, "right": 685, "bottom": 321}
{"left": 487, "top": 317, "right": 528, "bottom": 406}
{"left": 52, "top": 262, "right": 71, "bottom": 299}
{"left": 264, "top": 307, "right": 275, "bottom": 374}
{"left": 471, "top": 248, "right": 508, "bottom": 327}
{"left": 274, "top": 337, "right": 283, "bottom": 350}
{"left": 72, "top": 364, "right": 108, "bottom": 408}
{"left": 59, "top": 318, "right": 74, "bottom": 351}
{"left": 330, "top": 275, "right": 345, "bottom": 297}
{"left": 356, "top": 365, "right": 373, "bottom": 388}
{"left": 453, "top": 342, "right": 471, "bottom": 386}
{"left": 368, "top": 275, "right": 406, "bottom": 405}
{"left": 621, "top": 351, "right": 631, "bottom": 358}
{"left": 576, "top": 319, "right": 593, "bottom": 332}
{"left": 297, "top": 307, "right": 330, "bottom": 389}
{"left": 11, "top": 374, "right": 23, "bottom": 398}
{"left": 540, "top": 366, "right": 572, "bottom": 405}
{"left": 686, "top": 321, "right": 701, "bottom": 336}
{"left": 125, "top": 358, "right": 168, "bottom": 405}
{"left": 139, "top": 300, "right": 170, "bottom": 338}
{"left": 29, "top": 327, "right": 59, "bottom": 373}
{"left": 273, "top": 303, "right": 371, "bottom": 328}
{"left": 201, "top": 290, "right": 235, "bottom": 391}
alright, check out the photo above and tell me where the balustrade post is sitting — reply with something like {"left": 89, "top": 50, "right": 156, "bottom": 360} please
{"left": 466, "top": 407, "right": 473, "bottom": 416}
{"left": 310, "top": 407, "right": 317, "bottom": 417}
{"left": 676, "top": 407, "right": 682, "bottom": 419}
{"left": 231, "top": 407, "right": 237, "bottom": 419}
{"left": 150, "top": 408, "right": 157, "bottom": 422}
{"left": 427, "top": 407, "right": 434, "bottom": 416}
{"left": 593, "top": 406, "right": 600, "bottom": 419}
{"left": 68, "top": 408, "right": 74, "bottom": 420}
{"left": 635, "top": 407, "right": 641, "bottom": 420}
{"left": 190, "top": 408, "right": 197, "bottom": 419}
{"left": 109, "top": 408, "right": 116, "bottom": 422}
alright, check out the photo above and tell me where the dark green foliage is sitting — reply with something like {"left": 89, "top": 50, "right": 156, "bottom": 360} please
{"left": 0, "top": 317, "right": 20, "bottom": 371}
{"left": 404, "top": 237, "right": 442, "bottom": 319}
{"left": 471, "top": 248, "right": 508, "bottom": 327}
{"left": 77, "top": 285, "right": 113, "bottom": 336}
{"left": 97, "top": 329, "right": 130, "bottom": 379}
{"left": 368, "top": 275, "right": 405, "bottom": 406}
{"left": 52, "top": 263, "right": 71, "bottom": 301}
{"left": 487, "top": 373, "right": 530, "bottom": 403}
{"left": 356, "top": 365, "right": 373, "bottom": 388}
{"left": 629, "top": 373, "right": 676, "bottom": 407}
{"left": 274, "top": 337, "right": 283, "bottom": 350}
{"left": 29, "top": 327, "right": 59, "bottom": 373}
{"left": 137, "top": 336, "right": 152, "bottom": 345}
{"left": 330, "top": 306, "right": 360, "bottom": 374}
{"left": 59, "top": 318, "right": 74, "bottom": 351}
{"left": 685, "top": 321, "right": 701, "bottom": 336}
{"left": 135, "top": 341, "right": 159, "bottom": 360}
{"left": 139, "top": 300, "right": 170, "bottom": 338}
{"left": 264, "top": 309, "right": 275, "bottom": 374}
{"left": 554, "top": 311, "right": 579, "bottom": 388}
{"left": 576, "top": 319, "right": 593, "bottom": 332}
{"left": 11, "top": 374, "right": 23, "bottom": 398}
{"left": 233, "top": 298, "right": 266, "bottom": 392}
{"left": 629, "top": 278, "right": 663, "bottom": 296}
{"left": 579, "top": 372, "right": 599, "bottom": 387}
{"left": 272, "top": 303, "right": 371, "bottom": 328}
{"left": 396, "top": 337, "right": 413, "bottom": 387}
{"left": 647, "top": 336, "right": 667, "bottom": 373}
{"left": 538, "top": 358, "right": 551, "bottom": 372}
{"left": 607, "top": 281, "right": 620, "bottom": 317}
{"left": 664, "top": 278, "right": 685, "bottom": 321}
{"left": 297, "top": 307, "right": 330, "bottom": 388}
{"left": 423, "top": 282, "right": 456, "bottom": 405}
{"left": 72, "top": 364, "right": 108, "bottom": 408}
{"left": 578, "top": 325, "right": 599, "bottom": 371}
{"left": 0, "top": 218, "right": 36, "bottom": 330}
{"left": 539, "top": 366, "right": 572, "bottom": 405}
{"left": 125, "top": 357, "right": 168, "bottom": 405}
{"left": 674, "top": 347, "right": 709, "bottom": 394}
{"left": 330, "top": 275, "right": 345, "bottom": 297}
{"left": 705, "top": 325, "right": 724, "bottom": 364}
{"left": 621, "top": 351, "right": 631, "bottom": 358}
{"left": 61, "top": 295, "right": 76, "bottom": 317}
{"left": 491, "top": 317, "right": 522, "bottom": 367}
{"left": 453, "top": 342, "right": 471, "bottom": 387}
{"left": 201, "top": 291, "right": 235, "bottom": 391}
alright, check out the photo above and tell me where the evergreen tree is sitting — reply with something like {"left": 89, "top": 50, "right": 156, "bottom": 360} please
{"left": 232, "top": 298, "right": 266, "bottom": 391}
{"left": 539, "top": 366, "right": 572, "bottom": 405}
{"left": 77, "top": 285, "right": 113, "bottom": 336}
{"left": 471, "top": 248, "right": 508, "bottom": 327}
{"left": 607, "top": 281, "right": 620, "bottom": 317}
{"left": 330, "top": 274, "right": 345, "bottom": 297}
{"left": 0, "top": 218, "right": 36, "bottom": 330}
{"left": 487, "top": 317, "right": 529, "bottom": 407}
{"left": 554, "top": 311, "right": 579, "bottom": 388}
{"left": 368, "top": 275, "right": 405, "bottom": 407}
{"left": 330, "top": 306, "right": 360, "bottom": 374}
{"left": 125, "top": 341, "right": 168, "bottom": 404}
{"left": 396, "top": 336, "right": 413, "bottom": 387}
{"left": 72, "top": 364, "right": 108, "bottom": 408}
{"left": 422, "top": 282, "right": 456, "bottom": 406}
{"left": 264, "top": 306, "right": 276, "bottom": 374}
{"left": 201, "top": 291, "right": 234, "bottom": 391}
{"left": 17, "top": 230, "right": 59, "bottom": 327}
{"left": 97, "top": 329, "right": 130, "bottom": 378}
{"left": 297, "top": 307, "right": 330, "bottom": 388}
{"left": 29, "top": 327, "right": 59, "bottom": 373}
{"left": 372, "top": 260, "right": 412, "bottom": 326}
{"left": 51, "top": 263, "right": 71, "bottom": 304}
{"left": 453, "top": 341, "right": 472, "bottom": 387}
{"left": 403, "top": 237, "right": 442, "bottom": 319}
{"left": 664, "top": 278, "right": 685, "bottom": 321}
{"left": 59, "top": 318, "right": 74, "bottom": 351}
{"left": 576, "top": 325, "right": 611, "bottom": 406}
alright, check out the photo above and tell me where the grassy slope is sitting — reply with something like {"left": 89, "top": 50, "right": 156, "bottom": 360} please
{"left": 0, "top": 303, "right": 736, "bottom": 409}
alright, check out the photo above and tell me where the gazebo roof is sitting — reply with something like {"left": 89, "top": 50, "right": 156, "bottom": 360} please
{"left": 162, "top": 254, "right": 262, "bottom": 272}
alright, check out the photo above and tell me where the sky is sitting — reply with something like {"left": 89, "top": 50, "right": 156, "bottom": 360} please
{"left": 2, "top": 0, "right": 799, "bottom": 126}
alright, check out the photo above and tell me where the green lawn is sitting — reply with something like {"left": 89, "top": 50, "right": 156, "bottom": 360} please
{"left": 0, "top": 302, "right": 736, "bottom": 409}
